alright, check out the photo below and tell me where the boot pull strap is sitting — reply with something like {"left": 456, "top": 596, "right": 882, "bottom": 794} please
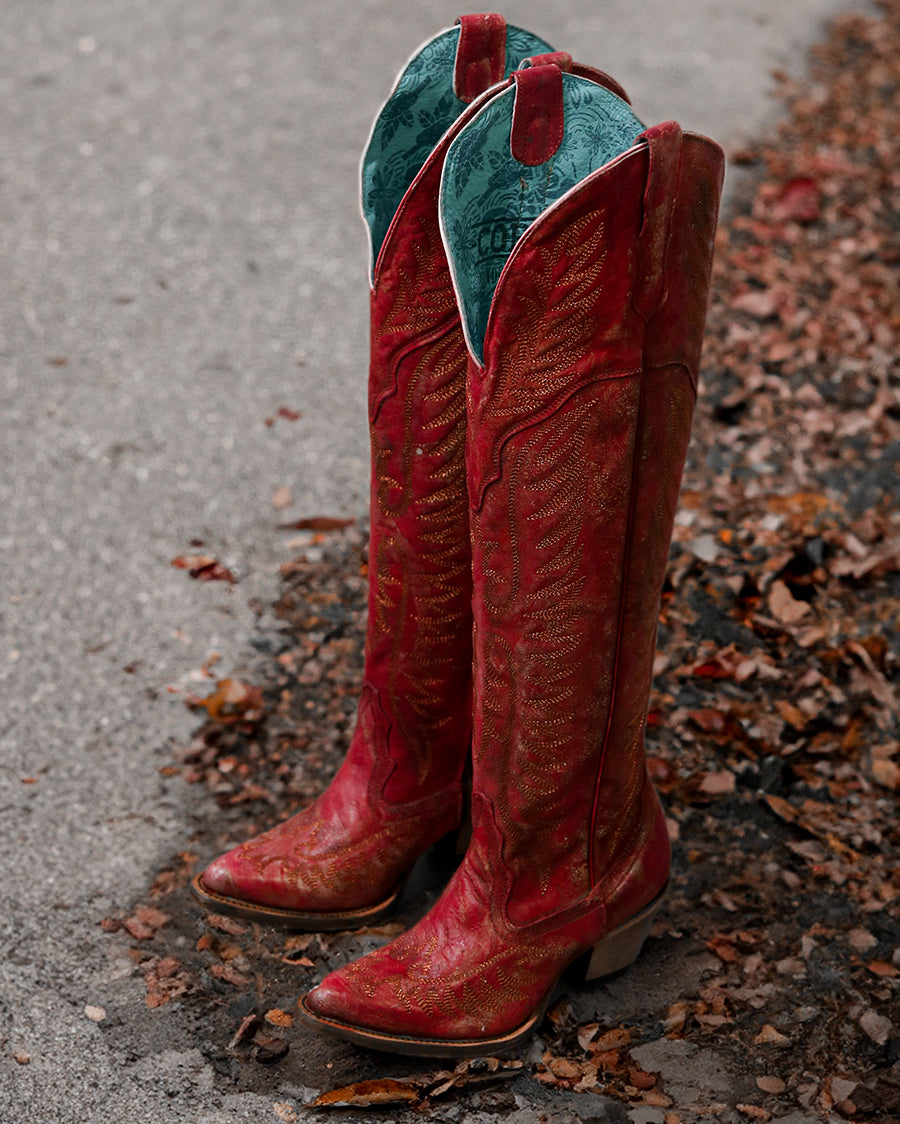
{"left": 510, "top": 63, "right": 565, "bottom": 166}
{"left": 634, "top": 121, "right": 683, "bottom": 320}
{"left": 454, "top": 14, "right": 507, "bottom": 103}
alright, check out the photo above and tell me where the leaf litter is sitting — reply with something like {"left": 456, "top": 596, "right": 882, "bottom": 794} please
{"left": 103, "top": 5, "right": 899, "bottom": 1120}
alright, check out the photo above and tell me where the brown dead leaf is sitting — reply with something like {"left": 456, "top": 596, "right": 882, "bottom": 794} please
{"left": 228, "top": 1013, "right": 261, "bottom": 1048}
{"left": 142, "top": 956, "right": 189, "bottom": 1009}
{"left": 764, "top": 794, "right": 799, "bottom": 825}
{"left": 707, "top": 935, "right": 739, "bottom": 962}
{"left": 265, "top": 1008, "right": 294, "bottom": 1027}
{"left": 310, "top": 1080, "right": 421, "bottom": 1108}
{"left": 664, "top": 1001, "right": 690, "bottom": 1036}
{"left": 592, "top": 1026, "right": 632, "bottom": 1052}
{"left": 546, "top": 1056, "right": 585, "bottom": 1080}
{"left": 186, "top": 678, "right": 265, "bottom": 724}
{"left": 769, "top": 176, "right": 821, "bottom": 223}
{"left": 208, "top": 962, "right": 251, "bottom": 987}
{"left": 123, "top": 905, "right": 169, "bottom": 940}
{"left": 205, "top": 913, "right": 247, "bottom": 937}
{"left": 871, "top": 759, "right": 900, "bottom": 790}
{"left": 866, "top": 960, "right": 899, "bottom": 978}
{"left": 279, "top": 516, "right": 355, "bottom": 532}
{"left": 737, "top": 1105, "right": 772, "bottom": 1121}
{"left": 171, "top": 554, "right": 237, "bottom": 583}
{"left": 252, "top": 1033, "right": 289, "bottom": 1064}
{"left": 768, "top": 580, "right": 810, "bottom": 624}
{"left": 699, "top": 770, "right": 736, "bottom": 796}
{"left": 754, "top": 1024, "right": 791, "bottom": 1047}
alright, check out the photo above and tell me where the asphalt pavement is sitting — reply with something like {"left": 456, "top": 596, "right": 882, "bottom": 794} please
{"left": 0, "top": 1, "right": 874, "bottom": 1121}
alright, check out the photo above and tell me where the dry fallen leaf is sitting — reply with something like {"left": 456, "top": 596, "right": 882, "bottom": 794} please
{"left": 208, "top": 962, "right": 251, "bottom": 987}
{"left": 279, "top": 516, "right": 355, "bottom": 531}
{"left": 186, "top": 678, "right": 265, "bottom": 724}
{"left": 310, "top": 1079, "right": 421, "bottom": 1109}
{"left": 737, "top": 1104, "right": 773, "bottom": 1121}
{"left": 171, "top": 554, "right": 237, "bottom": 583}
{"left": 754, "top": 1025, "right": 791, "bottom": 1047}
{"left": 699, "top": 770, "right": 736, "bottom": 796}
{"left": 768, "top": 580, "right": 811, "bottom": 624}
{"left": 228, "top": 1014, "right": 261, "bottom": 1048}
{"left": 205, "top": 913, "right": 247, "bottom": 937}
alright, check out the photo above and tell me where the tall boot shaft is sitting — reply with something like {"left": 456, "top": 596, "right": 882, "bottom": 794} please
{"left": 463, "top": 116, "right": 724, "bottom": 924}
{"left": 192, "top": 18, "right": 556, "bottom": 928}
{"left": 358, "top": 15, "right": 556, "bottom": 804}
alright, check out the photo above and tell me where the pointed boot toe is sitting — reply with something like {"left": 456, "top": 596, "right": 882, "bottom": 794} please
{"left": 302, "top": 974, "right": 355, "bottom": 1023}
{"left": 195, "top": 852, "right": 241, "bottom": 899}
{"left": 299, "top": 955, "right": 443, "bottom": 1054}
{"left": 191, "top": 847, "right": 295, "bottom": 922}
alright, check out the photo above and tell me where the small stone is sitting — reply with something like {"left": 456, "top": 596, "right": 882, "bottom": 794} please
{"left": 847, "top": 928, "right": 878, "bottom": 953}
{"left": 829, "top": 1078, "right": 857, "bottom": 1103}
{"left": 688, "top": 535, "right": 719, "bottom": 562}
{"left": 775, "top": 957, "right": 806, "bottom": 977}
{"left": 271, "top": 485, "right": 292, "bottom": 511}
{"left": 757, "top": 1077, "right": 786, "bottom": 1094}
{"left": 84, "top": 1005, "right": 106, "bottom": 1022}
{"left": 859, "top": 1009, "right": 892, "bottom": 1045}
{"left": 13, "top": 1051, "right": 31, "bottom": 1065}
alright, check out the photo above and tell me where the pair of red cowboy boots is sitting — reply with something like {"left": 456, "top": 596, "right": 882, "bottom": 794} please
{"left": 192, "top": 14, "right": 724, "bottom": 1058}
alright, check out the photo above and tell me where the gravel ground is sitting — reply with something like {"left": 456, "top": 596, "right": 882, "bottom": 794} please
{"left": 0, "top": 2, "right": 881, "bottom": 1122}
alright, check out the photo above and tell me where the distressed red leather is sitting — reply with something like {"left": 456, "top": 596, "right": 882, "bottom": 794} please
{"left": 454, "top": 14, "right": 507, "bottom": 102}
{"left": 302, "top": 126, "right": 724, "bottom": 1041}
{"left": 191, "top": 90, "right": 514, "bottom": 931}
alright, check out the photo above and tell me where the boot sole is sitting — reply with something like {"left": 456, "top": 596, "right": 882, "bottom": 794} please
{"left": 189, "top": 873, "right": 404, "bottom": 932}
{"left": 296, "top": 885, "right": 667, "bottom": 1057}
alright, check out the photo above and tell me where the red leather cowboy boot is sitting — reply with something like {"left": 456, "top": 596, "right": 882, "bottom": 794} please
{"left": 299, "top": 63, "right": 723, "bottom": 1046}
{"left": 190, "top": 17, "right": 557, "bottom": 930}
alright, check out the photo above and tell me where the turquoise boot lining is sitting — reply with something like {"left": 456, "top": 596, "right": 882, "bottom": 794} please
{"left": 440, "top": 75, "right": 645, "bottom": 364}
{"left": 362, "top": 23, "right": 554, "bottom": 277}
